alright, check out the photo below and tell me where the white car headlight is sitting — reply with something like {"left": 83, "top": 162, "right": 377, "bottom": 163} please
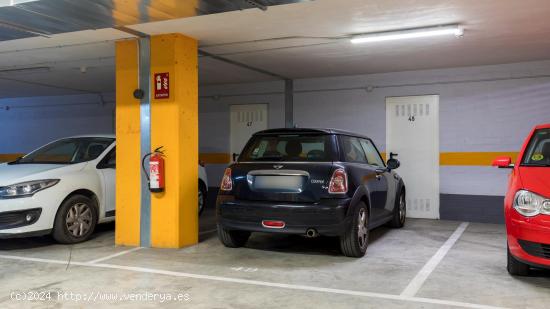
{"left": 0, "top": 179, "right": 59, "bottom": 199}
{"left": 514, "top": 190, "right": 550, "bottom": 217}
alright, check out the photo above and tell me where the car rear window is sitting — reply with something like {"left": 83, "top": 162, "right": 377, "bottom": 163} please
{"left": 239, "top": 134, "right": 335, "bottom": 162}
{"left": 522, "top": 128, "right": 550, "bottom": 167}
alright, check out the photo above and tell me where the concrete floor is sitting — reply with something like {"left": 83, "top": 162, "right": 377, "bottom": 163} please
{"left": 0, "top": 205, "right": 549, "bottom": 309}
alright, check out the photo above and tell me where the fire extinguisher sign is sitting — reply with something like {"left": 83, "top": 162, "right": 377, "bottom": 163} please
{"left": 154, "top": 72, "right": 169, "bottom": 99}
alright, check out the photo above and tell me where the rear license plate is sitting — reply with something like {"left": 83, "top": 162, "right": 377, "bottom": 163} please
{"left": 251, "top": 175, "right": 304, "bottom": 193}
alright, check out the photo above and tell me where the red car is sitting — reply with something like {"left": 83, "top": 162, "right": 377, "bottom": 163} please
{"left": 493, "top": 124, "right": 550, "bottom": 275}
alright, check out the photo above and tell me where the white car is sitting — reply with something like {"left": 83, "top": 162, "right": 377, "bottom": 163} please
{"left": 0, "top": 135, "right": 208, "bottom": 243}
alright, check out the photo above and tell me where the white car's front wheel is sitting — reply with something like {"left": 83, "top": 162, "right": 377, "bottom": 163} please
{"left": 53, "top": 194, "right": 98, "bottom": 244}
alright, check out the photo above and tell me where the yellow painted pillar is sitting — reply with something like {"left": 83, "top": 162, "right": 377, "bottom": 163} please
{"left": 150, "top": 34, "right": 198, "bottom": 248}
{"left": 115, "top": 34, "right": 198, "bottom": 248}
{"left": 115, "top": 40, "right": 141, "bottom": 247}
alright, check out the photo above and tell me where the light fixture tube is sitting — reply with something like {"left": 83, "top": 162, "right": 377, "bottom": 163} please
{"left": 351, "top": 25, "right": 463, "bottom": 44}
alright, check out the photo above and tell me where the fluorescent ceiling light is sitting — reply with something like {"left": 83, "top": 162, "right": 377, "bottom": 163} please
{"left": 350, "top": 25, "right": 464, "bottom": 44}
{"left": 0, "top": 0, "right": 37, "bottom": 7}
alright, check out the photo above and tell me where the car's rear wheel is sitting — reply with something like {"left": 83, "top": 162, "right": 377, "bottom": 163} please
{"left": 217, "top": 225, "right": 251, "bottom": 248}
{"left": 198, "top": 182, "right": 207, "bottom": 215}
{"left": 52, "top": 195, "right": 98, "bottom": 244}
{"left": 507, "top": 246, "right": 530, "bottom": 276}
{"left": 340, "top": 202, "right": 369, "bottom": 258}
{"left": 389, "top": 191, "right": 406, "bottom": 228}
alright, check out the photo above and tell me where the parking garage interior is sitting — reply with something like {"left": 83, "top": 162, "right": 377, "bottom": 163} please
{"left": 0, "top": 0, "right": 549, "bottom": 308}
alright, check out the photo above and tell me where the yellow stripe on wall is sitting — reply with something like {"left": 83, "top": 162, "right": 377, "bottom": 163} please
{"left": 379, "top": 152, "right": 519, "bottom": 166}
{"left": 199, "top": 153, "right": 231, "bottom": 164}
{"left": 440, "top": 152, "right": 519, "bottom": 166}
{"left": 0, "top": 154, "right": 23, "bottom": 162}
{"left": 0, "top": 152, "right": 521, "bottom": 166}
{"left": 200, "top": 152, "right": 520, "bottom": 166}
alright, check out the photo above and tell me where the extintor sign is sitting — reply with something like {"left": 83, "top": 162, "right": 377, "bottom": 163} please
{"left": 154, "top": 72, "right": 169, "bottom": 99}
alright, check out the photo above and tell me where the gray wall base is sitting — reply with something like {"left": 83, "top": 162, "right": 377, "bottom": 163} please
{"left": 440, "top": 194, "right": 504, "bottom": 224}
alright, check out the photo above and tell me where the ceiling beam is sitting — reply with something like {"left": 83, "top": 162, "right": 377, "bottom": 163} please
{"left": 0, "top": 75, "right": 99, "bottom": 94}
{"left": 114, "top": 26, "right": 149, "bottom": 38}
{"left": 198, "top": 49, "right": 288, "bottom": 80}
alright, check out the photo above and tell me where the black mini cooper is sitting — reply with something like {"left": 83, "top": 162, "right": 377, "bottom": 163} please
{"left": 216, "top": 128, "right": 406, "bottom": 257}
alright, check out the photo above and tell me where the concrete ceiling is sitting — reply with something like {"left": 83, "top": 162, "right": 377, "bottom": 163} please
{"left": 1, "top": 0, "right": 550, "bottom": 98}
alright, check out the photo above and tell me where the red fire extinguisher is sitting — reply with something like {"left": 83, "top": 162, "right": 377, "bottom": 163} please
{"left": 142, "top": 146, "right": 165, "bottom": 193}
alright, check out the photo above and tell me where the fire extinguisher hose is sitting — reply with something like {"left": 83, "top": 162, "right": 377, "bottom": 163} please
{"left": 141, "top": 153, "right": 152, "bottom": 182}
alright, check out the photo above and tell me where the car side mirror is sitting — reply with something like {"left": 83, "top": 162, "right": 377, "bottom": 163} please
{"left": 492, "top": 156, "right": 513, "bottom": 169}
{"left": 387, "top": 158, "right": 400, "bottom": 170}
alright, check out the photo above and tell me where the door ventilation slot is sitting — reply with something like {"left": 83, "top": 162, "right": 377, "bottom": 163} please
{"left": 408, "top": 198, "right": 431, "bottom": 212}
{"left": 237, "top": 110, "right": 264, "bottom": 123}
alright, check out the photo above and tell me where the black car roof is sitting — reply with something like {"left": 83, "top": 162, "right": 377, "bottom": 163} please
{"left": 254, "top": 128, "right": 372, "bottom": 139}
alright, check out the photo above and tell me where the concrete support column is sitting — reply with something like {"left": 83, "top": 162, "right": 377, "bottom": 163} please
{"left": 115, "top": 33, "right": 199, "bottom": 249}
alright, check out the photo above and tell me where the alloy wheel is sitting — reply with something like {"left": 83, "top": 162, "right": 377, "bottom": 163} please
{"left": 66, "top": 202, "right": 93, "bottom": 237}
{"left": 399, "top": 195, "right": 406, "bottom": 224}
{"left": 198, "top": 190, "right": 204, "bottom": 213}
{"left": 357, "top": 208, "right": 368, "bottom": 249}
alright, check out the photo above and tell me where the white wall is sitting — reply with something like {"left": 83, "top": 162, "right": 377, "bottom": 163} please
{"left": 1, "top": 60, "right": 549, "bottom": 197}
{"left": 0, "top": 93, "right": 115, "bottom": 153}
{"left": 199, "top": 81, "right": 286, "bottom": 182}
{"left": 199, "top": 60, "right": 550, "bottom": 195}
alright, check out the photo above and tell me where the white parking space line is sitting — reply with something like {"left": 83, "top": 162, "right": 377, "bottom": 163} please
{"left": 0, "top": 251, "right": 505, "bottom": 309}
{"left": 87, "top": 247, "right": 143, "bottom": 264}
{"left": 87, "top": 228, "right": 214, "bottom": 264}
{"left": 231, "top": 266, "right": 258, "bottom": 272}
{"left": 400, "top": 222, "right": 470, "bottom": 297}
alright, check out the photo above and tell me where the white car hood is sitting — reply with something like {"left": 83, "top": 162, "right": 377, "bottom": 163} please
{"left": 0, "top": 162, "right": 86, "bottom": 186}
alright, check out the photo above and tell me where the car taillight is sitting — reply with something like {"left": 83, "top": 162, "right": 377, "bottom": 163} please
{"left": 262, "top": 220, "right": 286, "bottom": 229}
{"left": 329, "top": 168, "right": 348, "bottom": 194}
{"left": 220, "top": 168, "right": 233, "bottom": 191}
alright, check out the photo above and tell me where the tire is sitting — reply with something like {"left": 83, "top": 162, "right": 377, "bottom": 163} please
{"left": 217, "top": 225, "right": 251, "bottom": 248}
{"left": 389, "top": 191, "right": 406, "bottom": 228}
{"left": 340, "top": 202, "right": 369, "bottom": 258}
{"left": 198, "top": 183, "right": 207, "bottom": 216}
{"left": 52, "top": 194, "right": 98, "bottom": 244}
{"left": 507, "top": 246, "right": 530, "bottom": 276}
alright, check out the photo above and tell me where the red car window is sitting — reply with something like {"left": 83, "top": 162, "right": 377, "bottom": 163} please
{"left": 522, "top": 128, "right": 550, "bottom": 166}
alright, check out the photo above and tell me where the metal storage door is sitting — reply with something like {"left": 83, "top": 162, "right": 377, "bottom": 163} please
{"left": 230, "top": 104, "right": 268, "bottom": 161}
{"left": 386, "top": 95, "right": 440, "bottom": 219}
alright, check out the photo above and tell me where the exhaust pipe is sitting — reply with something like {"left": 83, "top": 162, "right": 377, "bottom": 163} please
{"left": 305, "top": 228, "right": 318, "bottom": 238}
